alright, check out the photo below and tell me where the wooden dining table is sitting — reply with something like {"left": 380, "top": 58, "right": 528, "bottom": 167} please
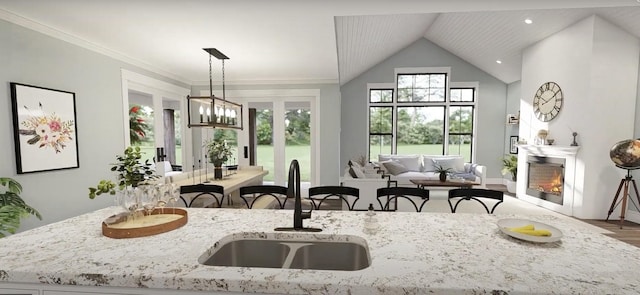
{"left": 170, "top": 166, "right": 268, "bottom": 206}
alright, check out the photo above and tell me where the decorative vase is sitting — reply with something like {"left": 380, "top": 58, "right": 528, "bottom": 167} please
{"left": 214, "top": 165, "right": 223, "bottom": 180}
{"left": 439, "top": 172, "right": 447, "bottom": 182}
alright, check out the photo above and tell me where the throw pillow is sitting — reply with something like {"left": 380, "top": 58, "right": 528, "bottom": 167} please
{"left": 382, "top": 161, "right": 409, "bottom": 176}
{"left": 353, "top": 166, "right": 367, "bottom": 178}
{"left": 348, "top": 167, "right": 359, "bottom": 178}
{"left": 465, "top": 163, "right": 479, "bottom": 174}
{"left": 378, "top": 154, "right": 392, "bottom": 162}
{"left": 389, "top": 155, "right": 421, "bottom": 172}
{"left": 452, "top": 172, "right": 477, "bottom": 181}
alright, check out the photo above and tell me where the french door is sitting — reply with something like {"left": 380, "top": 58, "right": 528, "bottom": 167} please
{"left": 223, "top": 89, "right": 318, "bottom": 186}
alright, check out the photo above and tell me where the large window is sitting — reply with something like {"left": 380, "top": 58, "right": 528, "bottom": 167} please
{"left": 368, "top": 73, "right": 476, "bottom": 162}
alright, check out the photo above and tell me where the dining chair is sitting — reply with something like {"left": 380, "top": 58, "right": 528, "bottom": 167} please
{"left": 179, "top": 184, "right": 225, "bottom": 208}
{"left": 308, "top": 186, "right": 360, "bottom": 211}
{"left": 239, "top": 185, "right": 289, "bottom": 209}
{"left": 376, "top": 187, "right": 430, "bottom": 212}
{"left": 448, "top": 188, "right": 504, "bottom": 214}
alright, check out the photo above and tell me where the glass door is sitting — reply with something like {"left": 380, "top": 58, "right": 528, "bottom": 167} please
{"left": 128, "top": 91, "right": 156, "bottom": 164}
{"left": 252, "top": 102, "right": 275, "bottom": 182}
{"left": 127, "top": 91, "right": 185, "bottom": 169}
{"left": 246, "top": 100, "right": 312, "bottom": 186}
{"left": 284, "top": 102, "right": 311, "bottom": 183}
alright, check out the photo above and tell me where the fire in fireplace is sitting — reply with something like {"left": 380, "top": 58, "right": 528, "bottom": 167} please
{"left": 526, "top": 156, "right": 565, "bottom": 205}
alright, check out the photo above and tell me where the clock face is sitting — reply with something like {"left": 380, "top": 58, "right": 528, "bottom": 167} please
{"left": 533, "top": 81, "right": 563, "bottom": 122}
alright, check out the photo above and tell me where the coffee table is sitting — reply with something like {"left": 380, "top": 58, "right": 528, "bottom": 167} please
{"left": 410, "top": 179, "right": 480, "bottom": 189}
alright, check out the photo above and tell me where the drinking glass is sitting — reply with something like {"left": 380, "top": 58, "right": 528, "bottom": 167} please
{"left": 122, "top": 186, "right": 139, "bottom": 221}
{"left": 139, "top": 184, "right": 157, "bottom": 216}
{"left": 167, "top": 183, "right": 181, "bottom": 214}
{"left": 155, "top": 184, "right": 170, "bottom": 214}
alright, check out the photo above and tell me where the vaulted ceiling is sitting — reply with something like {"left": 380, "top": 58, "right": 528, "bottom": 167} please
{"left": 1, "top": 0, "right": 639, "bottom": 86}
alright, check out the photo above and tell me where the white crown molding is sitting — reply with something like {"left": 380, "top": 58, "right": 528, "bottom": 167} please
{"left": 192, "top": 78, "right": 338, "bottom": 86}
{"left": 0, "top": 8, "right": 191, "bottom": 85}
{"left": 122, "top": 69, "right": 190, "bottom": 97}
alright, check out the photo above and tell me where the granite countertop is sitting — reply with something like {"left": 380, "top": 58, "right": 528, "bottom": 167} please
{"left": 2, "top": 207, "right": 640, "bottom": 294}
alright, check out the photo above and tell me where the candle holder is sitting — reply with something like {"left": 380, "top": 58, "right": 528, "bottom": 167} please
{"left": 571, "top": 132, "right": 579, "bottom": 146}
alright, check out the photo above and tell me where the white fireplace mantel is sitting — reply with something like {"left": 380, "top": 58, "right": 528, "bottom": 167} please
{"left": 517, "top": 145, "right": 580, "bottom": 156}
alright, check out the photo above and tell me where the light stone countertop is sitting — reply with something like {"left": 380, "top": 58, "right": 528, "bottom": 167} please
{"left": 1, "top": 207, "right": 640, "bottom": 294}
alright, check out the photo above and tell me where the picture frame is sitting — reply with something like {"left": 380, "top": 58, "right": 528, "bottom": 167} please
{"left": 510, "top": 136, "right": 519, "bottom": 154}
{"left": 10, "top": 83, "right": 80, "bottom": 174}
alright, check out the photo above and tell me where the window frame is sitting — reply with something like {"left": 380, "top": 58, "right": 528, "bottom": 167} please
{"left": 366, "top": 70, "right": 478, "bottom": 163}
{"left": 447, "top": 86, "right": 476, "bottom": 161}
{"left": 367, "top": 84, "right": 395, "bottom": 161}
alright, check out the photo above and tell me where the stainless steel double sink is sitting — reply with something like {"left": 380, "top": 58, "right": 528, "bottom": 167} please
{"left": 199, "top": 233, "right": 370, "bottom": 271}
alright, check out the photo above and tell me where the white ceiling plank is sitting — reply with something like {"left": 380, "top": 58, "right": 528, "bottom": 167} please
{"left": 1, "top": 1, "right": 640, "bottom": 85}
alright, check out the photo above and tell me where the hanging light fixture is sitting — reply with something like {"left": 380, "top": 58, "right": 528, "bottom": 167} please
{"left": 187, "top": 48, "right": 243, "bottom": 129}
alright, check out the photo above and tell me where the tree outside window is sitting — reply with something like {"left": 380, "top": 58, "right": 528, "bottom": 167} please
{"left": 367, "top": 75, "right": 476, "bottom": 162}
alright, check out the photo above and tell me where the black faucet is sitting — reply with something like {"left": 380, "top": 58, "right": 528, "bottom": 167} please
{"left": 274, "top": 159, "right": 322, "bottom": 232}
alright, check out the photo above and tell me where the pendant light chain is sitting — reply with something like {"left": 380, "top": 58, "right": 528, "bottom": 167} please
{"left": 208, "top": 53, "right": 213, "bottom": 98}
{"left": 222, "top": 59, "right": 226, "bottom": 102}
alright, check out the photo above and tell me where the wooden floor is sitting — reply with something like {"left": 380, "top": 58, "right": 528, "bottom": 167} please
{"left": 580, "top": 219, "right": 640, "bottom": 248}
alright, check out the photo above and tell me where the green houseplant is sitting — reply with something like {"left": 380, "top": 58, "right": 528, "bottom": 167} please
{"left": 501, "top": 154, "right": 518, "bottom": 193}
{"left": 88, "top": 146, "right": 158, "bottom": 199}
{"left": 434, "top": 165, "right": 453, "bottom": 182}
{"left": 205, "top": 139, "right": 232, "bottom": 179}
{"left": 0, "top": 177, "right": 42, "bottom": 238}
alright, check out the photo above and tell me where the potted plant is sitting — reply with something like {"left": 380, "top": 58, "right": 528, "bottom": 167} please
{"left": 0, "top": 177, "right": 42, "bottom": 237}
{"left": 88, "top": 146, "right": 159, "bottom": 199}
{"left": 501, "top": 154, "right": 518, "bottom": 193}
{"left": 205, "top": 139, "right": 232, "bottom": 180}
{"left": 434, "top": 165, "right": 452, "bottom": 182}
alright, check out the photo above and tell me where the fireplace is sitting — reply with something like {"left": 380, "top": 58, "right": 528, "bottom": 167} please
{"left": 517, "top": 145, "right": 579, "bottom": 217}
{"left": 526, "top": 156, "right": 565, "bottom": 205}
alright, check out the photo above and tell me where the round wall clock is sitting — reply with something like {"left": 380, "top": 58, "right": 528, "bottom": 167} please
{"left": 533, "top": 81, "right": 563, "bottom": 122}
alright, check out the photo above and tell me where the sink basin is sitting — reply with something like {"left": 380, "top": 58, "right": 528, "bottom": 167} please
{"left": 289, "top": 241, "right": 369, "bottom": 271}
{"left": 199, "top": 233, "right": 371, "bottom": 271}
{"left": 200, "top": 239, "right": 291, "bottom": 268}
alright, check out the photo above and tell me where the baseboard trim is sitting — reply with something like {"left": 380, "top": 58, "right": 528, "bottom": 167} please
{"left": 625, "top": 209, "right": 640, "bottom": 224}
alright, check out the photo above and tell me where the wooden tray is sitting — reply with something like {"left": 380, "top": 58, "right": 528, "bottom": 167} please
{"left": 102, "top": 208, "right": 188, "bottom": 239}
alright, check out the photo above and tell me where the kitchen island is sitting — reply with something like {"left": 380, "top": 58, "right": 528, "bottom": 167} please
{"left": 1, "top": 207, "right": 640, "bottom": 294}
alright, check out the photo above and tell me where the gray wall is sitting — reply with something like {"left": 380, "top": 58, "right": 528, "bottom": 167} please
{"left": 340, "top": 38, "right": 508, "bottom": 178}
{"left": 0, "top": 19, "right": 188, "bottom": 232}
{"left": 505, "top": 81, "right": 521, "bottom": 167}
{"left": 190, "top": 83, "right": 342, "bottom": 185}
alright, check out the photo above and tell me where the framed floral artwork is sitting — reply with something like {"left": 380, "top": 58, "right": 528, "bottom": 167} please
{"left": 10, "top": 83, "right": 80, "bottom": 174}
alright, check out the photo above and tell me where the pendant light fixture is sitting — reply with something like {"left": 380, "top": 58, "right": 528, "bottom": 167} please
{"left": 187, "top": 48, "right": 243, "bottom": 129}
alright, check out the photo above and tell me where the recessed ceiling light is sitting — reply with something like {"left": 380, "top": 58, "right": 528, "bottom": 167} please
{"left": 524, "top": 18, "right": 533, "bottom": 24}
{"left": 496, "top": 60, "right": 502, "bottom": 64}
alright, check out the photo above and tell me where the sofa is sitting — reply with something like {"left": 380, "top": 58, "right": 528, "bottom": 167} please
{"left": 374, "top": 154, "right": 486, "bottom": 187}
{"left": 341, "top": 154, "right": 486, "bottom": 210}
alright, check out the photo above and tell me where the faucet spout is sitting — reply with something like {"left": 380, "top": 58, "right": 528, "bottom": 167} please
{"left": 274, "top": 159, "right": 322, "bottom": 232}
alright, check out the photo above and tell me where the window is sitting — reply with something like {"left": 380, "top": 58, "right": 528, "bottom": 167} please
{"left": 368, "top": 89, "right": 394, "bottom": 160}
{"left": 448, "top": 88, "right": 475, "bottom": 161}
{"left": 368, "top": 73, "right": 476, "bottom": 162}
